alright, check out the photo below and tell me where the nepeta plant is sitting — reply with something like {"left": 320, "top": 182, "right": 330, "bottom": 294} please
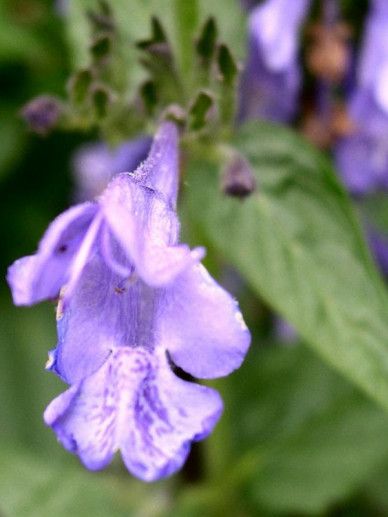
{"left": 7, "top": 0, "right": 388, "bottom": 495}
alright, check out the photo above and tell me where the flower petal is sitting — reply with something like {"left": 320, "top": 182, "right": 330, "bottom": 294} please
{"left": 131, "top": 121, "right": 179, "bottom": 207}
{"left": 44, "top": 348, "right": 223, "bottom": 481}
{"left": 100, "top": 174, "right": 204, "bottom": 287}
{"left": 7, "top": 202, "right": 97, "bottom": 305}
{"left": 52, "top": 250, "right": 158, "bottom": 384}
{"left": 161, "top": 263, "right": 251, "bottom": 379}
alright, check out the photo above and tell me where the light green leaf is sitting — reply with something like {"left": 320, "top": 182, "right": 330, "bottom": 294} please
{"left": 182, "top": 121, "right": 388, "bottom": 410}
{"left": 362, "top": 194, "right": 388, "bottom": 233}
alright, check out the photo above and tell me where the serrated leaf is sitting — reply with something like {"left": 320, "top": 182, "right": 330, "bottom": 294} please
{"left": 182, "top": 121, "right": 388, "bottom": 411}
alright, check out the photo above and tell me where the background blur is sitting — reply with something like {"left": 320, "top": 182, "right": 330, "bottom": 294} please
{"left": 3, "top": 1, "right": 388, "bottom": 516}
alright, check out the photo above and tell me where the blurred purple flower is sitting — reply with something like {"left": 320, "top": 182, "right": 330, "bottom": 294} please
{"left": 240, "top": 0, "right": 259, "bottom": 11}
{"left": 239, "top": 0, "right": 311, "bottom": 123}
{"left": 72, "top": 136, "right": 152, "bottom": 201}
{"left": 54, "top": 0, "right": 69, "bottom": 16}
{"left": 335, "top": 0, "right": 388, "bottom": 196}
{"left": 8, "top": 121, "right": 250, "bottom": 481}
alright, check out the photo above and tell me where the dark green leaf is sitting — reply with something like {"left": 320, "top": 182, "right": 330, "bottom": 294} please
{"left": 196, "top": 17, "right": 218, "bottom": 63}
{"left": 90, "top": 34, "right": 112, "bottom": 62}
{"left": 188, "top": 91, "right": 214, "bottom": 131}
{"left": 140, "top": 79, "right": 158, "bottom": 114}
{"left": 217, "top": 44, "right": 238, "bottom": 85}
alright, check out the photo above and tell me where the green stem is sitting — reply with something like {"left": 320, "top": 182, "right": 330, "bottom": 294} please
{"left": 173, "top": 0, "right": 199, "bottom": 96}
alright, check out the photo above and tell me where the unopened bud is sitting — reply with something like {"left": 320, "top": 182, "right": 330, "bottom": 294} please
{"left": 222, "top": 154, "right": 256, "bottom": 199}
{"left": 21, "top": 95, "right": 62, "bottom": 135}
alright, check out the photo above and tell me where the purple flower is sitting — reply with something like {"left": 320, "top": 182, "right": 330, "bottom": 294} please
{"left": 239, "top": 0, "right": 311, "bottom": 123}
{"left": 7, "top": 123, "right": 202, "bottom": 305}
{"left": 44, "top": 347, "right": 223, "bottom": 481}
{"left": 8, "top": 121, "right": 251, "bottom": 481}
{"left": 72, "top": 136, "right": 152, "bottom": 201}
{"left": 335, "top": 0, "right": 388, "bottom": 196}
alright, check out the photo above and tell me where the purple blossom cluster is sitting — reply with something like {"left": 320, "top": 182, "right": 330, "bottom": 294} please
{"left": 7, "top": 122, "right": 250, "bottom": 481}
{"left": 335, "top": 0, "right": 388, "bottom": 196}
{"left": 241, "top": 0, "right": 388, "bottom": 195}
{"left": 239, "top": 0, "right": 311, "bottom": 123}
{"left": 241, "top": 0, "right": 388, "bottom": 278}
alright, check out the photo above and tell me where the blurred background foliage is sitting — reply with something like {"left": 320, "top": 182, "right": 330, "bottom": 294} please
{"left": 2, "top": 1, "right": 388, "bottom": 516}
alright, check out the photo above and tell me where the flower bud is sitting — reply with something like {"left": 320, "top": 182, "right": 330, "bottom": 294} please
{"left": 21, "top": 95, "right": 62, "bottom": 135}
{"left": 222, "top": 153, "right": 256, "bottom": 199}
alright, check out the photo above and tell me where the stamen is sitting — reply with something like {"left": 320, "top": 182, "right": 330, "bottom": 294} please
{"left": 114, "top": 273, "right": 138, "bottom": 294}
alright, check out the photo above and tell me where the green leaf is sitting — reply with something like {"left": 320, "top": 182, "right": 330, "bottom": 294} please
{"left": 182, "top": 121, "right": 388, "bottom": 411}
{"left": 0, "top": 445, "right": 170, "bottom": 517}
{"left": 361, "top": 194, "right": 388, "bottom": 233}
{"left": 199, "top": 0, "right": 246, "bottom": 61}
{"left": 196, "top": 17, "right": 218, "bottom": 64}
{"left": 225, "top": 344, "right": 388, "bottom": 514}
{"left": 90, "top": 33, "right": 112, "bottom": 62}
{"left": 188, "top": 90, "right": 214, "bottom": 131}
{"left": 217, "top": 44, "right": 238, "bottom": 85}
{"left": 139, "top": 79, "right": 158, "bottom": 114}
